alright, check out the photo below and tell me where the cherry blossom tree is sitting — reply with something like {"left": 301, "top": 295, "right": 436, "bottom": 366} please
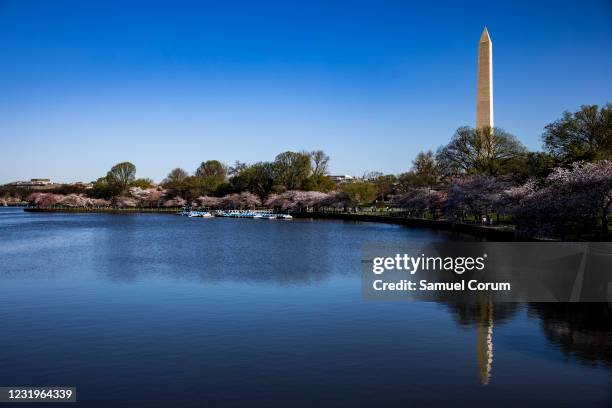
{"left": 265, "top": 190, "right": 329, "bottom": 212}
{"left": 392, "top": 188, "right": 447, "bottom": 219}
{"left": 59, "top": 194, "right": 90, "bottom": 207}
{"left": 238, "top": 192, "right": 261, "bottom": 209}
{"left": 128, "top": 187, "right": 148, "bottom": 201}
{"left": 113, "top": 196, "right": 138, "bottom": 208}
{"left": 129, "top": 187, "right": 165, "bottom": 207}
{"left": 27, "top": 193, "right": 111, "bottom": 208}
{"left": 192, "top": 196, "right": 222, "bottom": 209}
{"left": 317, "top": 191, "right": 350, "bottom": 210}
{"left": 497, "top": 181, "right": 537, "bottom": 214}
{"left": 510, "top": 161, "right": 612, "bottom": 238}
{"left": 263, "top": 193, "right": 280, "bottom": 208}
{"left": 443, "top": 176, "right": 506, "bottom": 222}
{"left": 145, "top": 189, "right": 165, "bottom": 207}
{"left": 90, "top": 198, "right": 111, "bottom": 207}
{"left": 28, "top": 193, "right": 62, "bottom": 208}
{"left": 220, "top": 194, "right": 242, "bottom": 209}
{"left": 163, "top": 197, "right": 187, "bottom": 208}
{"left": 220, "top": 192, "right": 261, "bottom": 209}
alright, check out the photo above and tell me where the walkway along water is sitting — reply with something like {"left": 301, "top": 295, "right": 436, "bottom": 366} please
{"left": 291, "top": 211, "right": 518, "bottom": 240}
{"left": 24, "top": 207, "right": 518, "bottom": 240}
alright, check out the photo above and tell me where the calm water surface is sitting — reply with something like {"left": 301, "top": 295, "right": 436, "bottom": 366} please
{"left": 0, "top": 207, "right": 610, "bottom": 407}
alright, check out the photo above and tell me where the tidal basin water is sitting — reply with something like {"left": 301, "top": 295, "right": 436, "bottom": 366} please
{"left": 0, "top": 207, "right": 610, "bottom": 407}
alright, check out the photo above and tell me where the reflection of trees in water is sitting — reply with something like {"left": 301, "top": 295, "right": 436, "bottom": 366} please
{"left": 100, "top": 249, "right": 338, "bottom": 286}
{"left": 96, "top": 218, "right": 364, "bottom": 285}
{"left": 528, "top": 303, "right": 612, "bottom": 367}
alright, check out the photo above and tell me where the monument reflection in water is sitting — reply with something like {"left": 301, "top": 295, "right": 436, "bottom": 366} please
{"left": 476, "top": 298, "right": 494, "bottom": 385}
{"left": 443, "top": 300, "right": 611, "bottom": 385}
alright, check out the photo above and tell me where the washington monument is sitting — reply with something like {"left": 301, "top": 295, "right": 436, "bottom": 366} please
{"left": 476, "top": 27, "right": 493, "bottom": 129}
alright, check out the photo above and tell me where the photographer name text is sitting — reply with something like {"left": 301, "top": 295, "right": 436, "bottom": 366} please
{"left": 372, "top": 279, "right": 511, "bottom": 292}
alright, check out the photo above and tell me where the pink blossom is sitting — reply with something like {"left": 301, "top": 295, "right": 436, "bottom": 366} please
{"left": 129, "top": 187, "right": 165, "bottom": 207}
{"left": 28, "top": 193, "right": 63, "bottom": 208}
{"left": 264, "top": 190, "right": 330, "bottom": 211}
{"left": 59, "top": 194, "right": 90, "bottom": 207}
{"left": 511, "top": 161, "right": 612, "bottom": 237}
{"left": 113, "top": 196, "right": 138, "bottom": 208}
{"left": 163, "top": 197, "right": 187, "bottom": 208}
{"left": 90, "top": 198, "right": 111, "bottom": 207}
{"left": 443, "top": 176, "right": 506, "bottom": 220}
{"left": 317, "top": 191, "right": 349, "bottom": 209}
{"left": 220, "top": 193, "right": 261, "bottom": 209}
{"left": 192, "top": 196, "right": 222, "bottom": 209}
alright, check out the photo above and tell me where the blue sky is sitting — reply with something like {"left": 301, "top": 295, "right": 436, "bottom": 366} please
{"left": 1, "top": 0, "right": 610, "bottom": 183}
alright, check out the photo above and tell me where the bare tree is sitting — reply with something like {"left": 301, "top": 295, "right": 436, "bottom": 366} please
{"left": 229, "top": 161, "right": 248, "bottom": 177}
{"left": 310, "top": 150, "right": 330, "bottom": 177}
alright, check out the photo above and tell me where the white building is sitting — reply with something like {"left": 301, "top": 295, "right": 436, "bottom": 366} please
{"left": 329, "top": 175, "right": 357, "bottom": 183}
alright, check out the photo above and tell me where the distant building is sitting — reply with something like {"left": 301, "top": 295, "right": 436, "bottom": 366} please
{"left": 72, "top": 181, "right": 94, "bottom": 189}
{"left": 29, "top": 178, "right": 51, "bottom": 184}
{"left": 6, "top": 179, "right": 55, "bottom": 189}
{"left": 329, "top": 175, "right": 358, "bottom": 183}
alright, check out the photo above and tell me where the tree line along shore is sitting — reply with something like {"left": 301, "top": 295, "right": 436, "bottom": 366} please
{"left": 3, "top": 103, "right": 611, "bottom": 240}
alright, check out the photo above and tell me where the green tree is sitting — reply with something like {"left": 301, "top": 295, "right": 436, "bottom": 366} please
{"left": 162, "top": 168, "right": 189, "bottom": 197}
{"left": 195, "top": 160, "right": 227, "bottom": 181}
{"left": 436, "top": 126, "right": 526, "bottom": 176}
{"left": 163, "top": 168, "right": 189, "bottom": 185}
{"left": 397, "top": 172, "right": 419, "bottom": 192}
{"left": 90, "top": 177, "right": 121, "bottom": 199}
{"left": 412, "top": 150, "right": 439, "bottom": 185}
{"left": 230, "top": 162, "right": 275, "bottom": 199}
{"left": 106, "top": 162, "right": 136, "bottom": 195}
{"left": 273, "top": 151, "right": 312, "bottom": 190}
{"left": 161, "top": 168, "right": 189, "bottom": 198}
{"left": 374, "top": 174, "right": 397, "bottom": 201}
{"left": 192, "top": 160, "right": 228, "bottom": 197}
{"left": 397, "top": 151, "right": 440, "bottom": 191}
{"left": 542, "top": 103, "right": 612, "bottom": 164}
{"left": 363, "top": 172, "right": 396, "bottom": 201}
{"left": 130, "top": 178, "right": 155, "bottom": 189}
{"left": 509, "top": 152, "right": 557, "bottom": 182}
{"left": 229, "top": 161, "right": 248, "bottom": 177}
{"left": 304, "top": 174, "right": 335, "bottom": 192}
{"left": 342, "top": 182, "right": 376, "bottom": 206}
{"left": 182, "top": 176, "right": 214, "bottom": 200}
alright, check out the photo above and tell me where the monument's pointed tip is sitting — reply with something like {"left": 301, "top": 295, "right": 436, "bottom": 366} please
{"left": 480, "top": 26, "right": 491, "bottom": 42}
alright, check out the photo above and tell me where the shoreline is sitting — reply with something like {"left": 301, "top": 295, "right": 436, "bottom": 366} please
{"left": 23, "top": 207, "right": 182, "bottom": 214}
{"left": 291, "top": 212, "right": 518, "bottom": 241}
{"left": 22, "top": 207, "right": 519, "bottom": 240}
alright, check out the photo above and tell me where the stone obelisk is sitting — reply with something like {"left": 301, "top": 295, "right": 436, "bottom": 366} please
{"left": 476, "top": 27, "right": 493, "bottom": 129}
